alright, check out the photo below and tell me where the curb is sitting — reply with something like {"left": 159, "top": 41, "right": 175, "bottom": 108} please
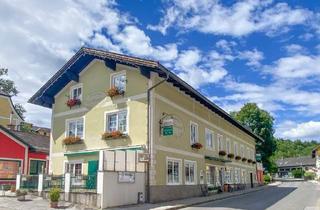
{"left": 164, "top": 185, "right": 274, "bottom": 210}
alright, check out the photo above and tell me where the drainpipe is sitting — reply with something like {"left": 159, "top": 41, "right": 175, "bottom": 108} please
{"left": 146, "top": 71, "right": 169, "bottom": 203}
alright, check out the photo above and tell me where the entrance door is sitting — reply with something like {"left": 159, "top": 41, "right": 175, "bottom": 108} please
{"left": 250, "top": 173, "right": 253, "bottom": 188}
{"left": 87, "top": 160, "right": 98, "bottom": 189}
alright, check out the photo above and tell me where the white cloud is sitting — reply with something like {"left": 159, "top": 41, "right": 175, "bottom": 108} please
{"left": 149, "top": 0, "right": 313, "bottom": 37}
{"left": 173, "top": 49, "right": 228, "bottom": 88}
{"left": 276, "top": 120, "right": 320, "bottom": 140}
{"left": 238, "top": 49, "right": 264, "bottom": 67}
{"left": 284, "top": 44, "right": 307, "bottom": 55}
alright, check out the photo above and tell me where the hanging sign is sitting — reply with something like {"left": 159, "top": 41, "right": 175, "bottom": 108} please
{"left": 256, "top": 153, "right": 262, "bottom": 161}
{"left": 160, "top": 115, "right": 175, "bottom": 136}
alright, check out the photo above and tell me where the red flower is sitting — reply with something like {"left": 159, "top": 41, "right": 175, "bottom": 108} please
{"left": 66, "top": 98, "right": 81, "bottom": 108}
{"left": 191, "top": 142, "right": 203, "bottom": 149}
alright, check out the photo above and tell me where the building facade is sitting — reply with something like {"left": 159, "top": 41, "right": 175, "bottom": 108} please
{"left": 0, "top": 126, "right": 49, "bottom": 184}
{"left": 276, "top": 156, "right": 315, "bottom": 178}
{"left": 312, "top": 146, "right": 320, "bottom": 179}
{"left": 0, "top": 91, "right": 23, "bottom": 129}
{"left": 29, "top": 48, "right": 263, "bottom": 202}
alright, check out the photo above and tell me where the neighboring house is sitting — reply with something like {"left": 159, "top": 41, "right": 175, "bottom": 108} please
{"left": 0, "top": 125, "right": 49, "bottom": 185}
{"left": 312, "top": 146, "right": 320, "bottom": 179}
{"left": 31, "top": 126, "right": 51, "bottom": 137}
{"left": 276, "top": 156, "right": 315, "bottom": 177}
{"left": 0, "top": 91, "right": 23, "bottom": 129}
{"left": 29, "top": 47, "right": 263, "bottom": 202}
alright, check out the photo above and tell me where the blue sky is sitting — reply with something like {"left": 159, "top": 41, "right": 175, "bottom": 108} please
{"left": 0, "top": 0, "right": 319, "bottom": 140}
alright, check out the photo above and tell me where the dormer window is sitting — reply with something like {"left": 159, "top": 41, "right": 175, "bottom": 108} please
{"left": 71, "top": 84, "right": 82, "bottom": 100}
{"left": 111, "top": 72, "right": 126, "bottom": 93}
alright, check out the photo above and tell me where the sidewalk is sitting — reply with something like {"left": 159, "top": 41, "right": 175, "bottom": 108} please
{"left": 108, "top": 183, "right": 281, "bottom": 210}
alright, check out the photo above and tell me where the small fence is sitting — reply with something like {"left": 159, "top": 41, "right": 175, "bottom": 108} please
{"left": 43, "top": 175, "right": 65, "bottom": 190}
{"left": 20, "top": 175, "right": 38, "bottom": 190}
{"left": 70, "top": 175, "right": 97, "bottom": 192}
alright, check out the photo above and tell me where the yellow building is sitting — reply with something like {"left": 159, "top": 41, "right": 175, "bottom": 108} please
{"left": 0, "top": 91, "right": 23, "bottom": 128}
{"left": 29, "top": 47, "right": 264, "bottom": 202}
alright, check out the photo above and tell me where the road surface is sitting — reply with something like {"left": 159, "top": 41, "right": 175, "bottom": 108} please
{"left": 182, "top": 181, "right": 320, "bottom": 210}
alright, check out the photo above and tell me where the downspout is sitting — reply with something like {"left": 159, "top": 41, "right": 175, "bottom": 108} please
{"left": 146, "top": 71, "right": 169, "bottom": 203}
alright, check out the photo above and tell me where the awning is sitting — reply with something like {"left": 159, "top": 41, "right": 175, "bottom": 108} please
{"left": 64, "top": 150, "right": 99, "bottom": 157}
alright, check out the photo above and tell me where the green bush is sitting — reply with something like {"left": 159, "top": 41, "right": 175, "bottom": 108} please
{"left": 292, "top": 169, "right": 304, "bottom": 178}
{"left": 16, "top": 189, "right": 27, "bottom": 196}
{"left": 304, "top": 171, "right": 316, "bottom": 180}
{"left": 49, "top": 188, "right": 60, "bottom": 202}
{"left": 263, "top": 174, "right": 271, "bottom": 184}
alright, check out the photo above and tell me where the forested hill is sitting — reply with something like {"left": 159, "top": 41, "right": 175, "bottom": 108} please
{"left": 272, "top": 139, "right": 319, "bottom": 160}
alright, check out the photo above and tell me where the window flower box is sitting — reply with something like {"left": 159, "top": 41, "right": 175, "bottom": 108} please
{"left": 235, "top": 155, "right": 241, "bottom": 160}
{"left": 227, "top": 153, "right": 235, "bottom": 158}
{"left": 107, "top": 86, "right": 124, "bottom": 97}
{"left": 252, "top": 161, "right": 256, "bottom": 164}
{"left": 219, "top": 150, "right": 226, "bottom": 156}
{"left": 191, "top": 142, "right": 203, "bottom": 149}
{"left": 102, "top": 131, "right": 126, "bottom": 140}
{"left": 66, "top": 98, "right": 81, "bottom": 108}
{"left": 242, "top": 157, "right": 247, "bottom": 162}
{"left": 248, "top": 159, "right": 252, "bottom": 163}
{"left": 63, "top": 136, "right": 82, "bottom": 145}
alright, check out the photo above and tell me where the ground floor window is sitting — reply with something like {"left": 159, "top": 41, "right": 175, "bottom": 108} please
{"left": 29, "top": 160, "right": 46, "bottom": 175}
{"left": 234, "top": 168, "right": 240, "bottom": 184}
{"left": 167, "top": 158, "right": 181, "bottom": 185}
{"left": 65, "top": 162, "right": 82, "bottom": 176}
{"left": 0, "top": 160, "right": 21, "bottom": 180}
{"left": 185, "top": 160, "right": 196, "bottom": 185}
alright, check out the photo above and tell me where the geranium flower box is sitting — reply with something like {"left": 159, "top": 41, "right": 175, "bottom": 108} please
{"left": 63, "top": 136, "right": 82, "bottom": 145}
{"left": 102, "top": 131, "right": 126, "bottom": 140}
{"left": 107, "top": 87, "right": 124, "bottom": 97}
{"left": 191, "top": 142, "right": 203, "bottom": 149}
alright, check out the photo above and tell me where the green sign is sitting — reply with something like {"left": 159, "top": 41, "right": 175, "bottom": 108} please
{"left": 256, "top": 153, "right": 262, "bottom": 161}
{"left": 162, "top": 126, "right": 173, "bottom": 136}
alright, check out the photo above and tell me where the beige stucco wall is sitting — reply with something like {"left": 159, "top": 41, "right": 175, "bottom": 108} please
{"left": 0, "top": 95, "right": 22, "bottom": 127}
{"left": 51, "top": 60, "right": 148, "bottom": 174}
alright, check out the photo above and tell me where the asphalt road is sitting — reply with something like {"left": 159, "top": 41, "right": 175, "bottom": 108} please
{"left": 182, "top": 181, "right": 320, "bottom": 210}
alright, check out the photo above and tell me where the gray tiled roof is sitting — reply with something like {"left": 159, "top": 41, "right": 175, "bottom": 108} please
{"left": 276, "top": 156, "right": 315, "bottom": 168}
{"left": 0, "top": 126, "right": 49, "bottom": 153}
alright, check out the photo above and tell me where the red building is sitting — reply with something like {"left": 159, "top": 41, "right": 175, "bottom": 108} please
{"left": 0, "top": 125, "right": 49, "bottom": 184}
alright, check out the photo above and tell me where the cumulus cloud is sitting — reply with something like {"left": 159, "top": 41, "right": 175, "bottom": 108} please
{"left": 148, "top": 0, "right": 313, "bottom": 36}
{"left": 276, "top": 120, "right": 320, "bottom": 140}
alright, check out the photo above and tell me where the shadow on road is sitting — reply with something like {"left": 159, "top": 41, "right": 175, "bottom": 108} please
{"left": 192, "top": 186, "right": 297, "bottom": 210}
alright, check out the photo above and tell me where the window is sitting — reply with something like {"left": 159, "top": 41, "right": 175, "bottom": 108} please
{"left": 29, "top": 160, "right": 46, "bottom": 175}
{"left": 111, "top": 72, "right": 126, "bottom": 92}
{"left": 218, "top": 134, "right": 224, "bottom": 151}
{"left": 226, "top": 138, "right": 231, "bottom": 153}
{"left": 70, "top": 85, "right": 82, "bottom": 100}
{"left": 234, "top": 143, "right": 238, "bottom": 156}
{"left": 67, "top": 118, "right": 84, "bottom": 139}
{"left": 185, "top": 160, "right": 196, "bottom": 185}
{"left": 205, "top": 129, "right": 214, "bottom": 149}
{"left": 167, "top": 158, "right": 181, "bottom": 185}
{"left": 65, "top": 162, "right": 82, "bottom": 176}
{"left": 190, "top": 122, "right": 198, "bottom": 144}
{"left": 106, "top": 110, "right": 128, "bottom": 133}
{"left": 234, "top": 168, "right": 240, "bottom": 184}
{"left": 240, "top": 145, "right": 244, "bottom": 157}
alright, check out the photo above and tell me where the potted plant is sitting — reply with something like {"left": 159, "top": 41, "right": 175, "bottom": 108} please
{"left": 191, "top": 142, "right": 203, "bottom": 149}
{"left": 63, "top": 136, "right": 82, "bottom": 145}
{"left": 227, "top": 153, "right": 235, "bottom": 158}
{"left": 66, "top": 98, "right": 81, "bottom": 108}
{"left": 248, "top": 159, "right": 252, "bottom": 163}
{"left": 16, "top": 189, "right": 27, "bottom": 201}
{"left": 235, "top": 155, "right": 241, "bottom": 160}
{"left": 242, "top": 157, "right": 247, "bottom": 162}
{"left": 49, "top": 188, "right": 60, "bottom": 208}
{"left": 107, "top": 86, "right": 124, "bottom": 97}
{"left": 252, "top": 161, "right": 256, "bottom": 164}
{"left": 101, "top": 130, "right": 125, "bottom": 140}
{"left": 219, "top": 150, "right": 226, "bottom": 156}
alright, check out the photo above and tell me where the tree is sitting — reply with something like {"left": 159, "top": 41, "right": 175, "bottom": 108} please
{"left": 0, "top": 68, "right": 25, "bottom": 119}
{"left": 231, "top": 103, "right": 276, "bottom": 171}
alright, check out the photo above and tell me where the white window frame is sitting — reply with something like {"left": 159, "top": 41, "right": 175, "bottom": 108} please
{"left": 218, "top": 134, "right": 224, "bottom": 151}
{"left": 166, "top": 157, "right": 182, "bottom": 185}
{"left": 105, "top": 109, "right": 129, "bottom": 134}
{"left": 240, "top": 145, "right": 244, "bottom": 157}
{"left": 65, "top": 117, "right": 85, "bottom": 139}
{"left": 184, "top": 160, "right": 197, "bottom": 185}
{"left": 190, "top": 121, "right": 198, "bottom": 144}
{"left": 70, "top": 83, "right": 83, "bottom": 100}
{"left": 234, "top": 142, "right": 238, "bottom": 156}
{"left": 110, "top": 71, "right": 126, "bottom": 92}
{"left": 226, "top": 138, "right": 231, "bottom": 154}
{"left": 205, "top": 128, "right": 214, "bottom": 150}
{"left": 63, "top": 160, "right": 83, "bottom": 175}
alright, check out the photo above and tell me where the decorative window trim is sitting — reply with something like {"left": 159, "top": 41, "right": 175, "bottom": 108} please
{"left": 184, "top": 160, "right": 197, "bottom": 185}
{"left": 166, "top": 157, "right": 182, "bottom": 185}
{"left": 63, "top": 160, "right": 83, "bottom": 175}
{"left": 70, "top": 83, "right": 83, "bottom": 100}
{"left": 190, "top": 121, "right": 199, "bottom": 144}
{"left": 104, "top": 108, "right": 129, "bottom": 134}
{"left": 205, "top": 128, "right": 214, "bottom": 150}
{"left": 226, "top": 138, "right": 231, "bottom": 154}
{"left": 217, "top": 134, "right": 224, "bottom": 151}
{"left": 65, "top": 116, "right": 85, "bottom": 139}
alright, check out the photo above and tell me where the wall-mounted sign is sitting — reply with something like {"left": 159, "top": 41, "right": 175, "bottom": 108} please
{"left": 162, "top": 126, "right": 173, "bottom": 136}
{"left": 138, "top": 153, "right": 149, "bottom": 163}
{"left": 118, "top": 172, "right": 135, "bottom": 183}
{"left": 256, "top": 153, "right": 262, "bottom": 161}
